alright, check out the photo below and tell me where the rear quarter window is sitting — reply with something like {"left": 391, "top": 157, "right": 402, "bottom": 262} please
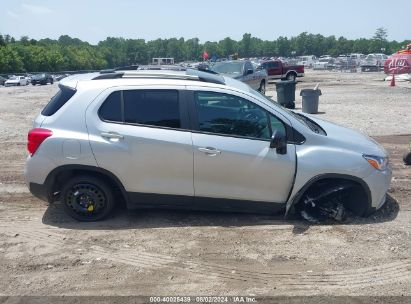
{"left": 41, "top": 85, "right": 76, "bottom": 116}
{"left": 98, "top": 91, "right": 122, "bottom": 122}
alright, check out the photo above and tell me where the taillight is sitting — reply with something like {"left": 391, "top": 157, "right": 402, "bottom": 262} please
{"left": 27, "top": 128, "right": 53, "bottom": 155}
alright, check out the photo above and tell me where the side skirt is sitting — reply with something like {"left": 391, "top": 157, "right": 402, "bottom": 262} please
{"left": 126, "top": 192, "right": 285, "bottom": 215}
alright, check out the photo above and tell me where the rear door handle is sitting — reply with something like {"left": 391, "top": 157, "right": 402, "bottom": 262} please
{"left": 101, "top": 132, "right": 124, "bottom": 140}
{"left": 198, "top": 147, "right": 221, "bottom": 156}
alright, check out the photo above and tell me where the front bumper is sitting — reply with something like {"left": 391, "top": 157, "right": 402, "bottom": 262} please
{"left": 363, "top": 165, "right": 392, "bottom": 211}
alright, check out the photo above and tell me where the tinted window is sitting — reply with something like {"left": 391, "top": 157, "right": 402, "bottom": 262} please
{"left": 195, "top": 92, "right": 272, "bottom": 140}
{"left": 41, "top": 85, "right": 76, "bottom": 116}
{"left": 268, "top": 62, "right": 279, "bottom": 69}
{"left": 124, "top": 90, "right": 180, "bottom": 128}
{"left": 269, "top": 113, "right": 286, "bottom": 135}
{"left": 244, "top": 61, "right": 253, "bottom": 72}
{"left": 99, "top": 91, "right": 122, "bottom": 122}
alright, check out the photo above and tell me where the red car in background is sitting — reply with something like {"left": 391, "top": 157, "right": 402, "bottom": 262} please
{"left": 260, "top": 60, "right": 304, "bottom": 81}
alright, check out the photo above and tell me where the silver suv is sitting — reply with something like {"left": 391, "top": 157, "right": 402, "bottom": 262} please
{"left": 25, "top": 69, "right": 392, "bottom": 222}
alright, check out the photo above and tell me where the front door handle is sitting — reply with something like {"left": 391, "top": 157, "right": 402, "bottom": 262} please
{"left": 198, "top": 147, "right": 221, "bottom": 156}
{"left": 101, "top": 132, "right": 124, "bottom": 140}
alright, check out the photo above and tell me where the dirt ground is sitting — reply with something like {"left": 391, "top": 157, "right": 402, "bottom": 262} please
{"left": 0, "top": 70, "right": 410, "bottom": 297}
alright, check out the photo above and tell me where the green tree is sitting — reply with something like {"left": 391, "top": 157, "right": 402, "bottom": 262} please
{"left": 239, "top": 33, "right": 252, "bottom": 57}
{"left": 219, "top": 37, "right": 236, "bottom": 57}
{"left": 0, "top": 45, "right": 24, "bottom": 72}
{"left": 374, "top": 27, "right": 388, "bottom": 42}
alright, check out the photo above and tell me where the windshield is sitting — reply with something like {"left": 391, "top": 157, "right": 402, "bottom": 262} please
{"left": 33, "top": 74, "right": 46, "bottom": 79}
{"left": 211, "top": 62, "right": 243, "bottom": 75}
{"left": 9, "top": 76, "right": 19, "bottom": 80}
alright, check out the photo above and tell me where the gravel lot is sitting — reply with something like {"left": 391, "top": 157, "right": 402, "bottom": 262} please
{"left": 0, "top": 70, "right": 410, "bottom": 297}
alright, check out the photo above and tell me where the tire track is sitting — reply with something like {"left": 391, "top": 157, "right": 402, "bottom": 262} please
{"left": 12, "top": 228, "right": 411, "bottom": 289}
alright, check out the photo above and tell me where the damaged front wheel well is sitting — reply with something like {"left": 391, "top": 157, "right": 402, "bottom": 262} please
{"left": 292, "top": 177, "right": 371, "bottom": 218}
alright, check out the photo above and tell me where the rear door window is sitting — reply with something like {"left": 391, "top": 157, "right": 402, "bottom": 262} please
{"left": 124, "top": 90, "right": 180, "bottom": 128}
{"left": 98, "top": 89, "right": 181, "bottom": 129}
{"left": 41, "top": 85, "right": 76, "bottom": 116}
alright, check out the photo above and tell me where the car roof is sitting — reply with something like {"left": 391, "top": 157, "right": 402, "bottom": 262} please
{"left": 59, "top": 68, "right": 253, "bottom": 95}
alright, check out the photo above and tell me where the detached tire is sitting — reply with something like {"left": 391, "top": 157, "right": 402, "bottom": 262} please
{"left": 404, "top": 152, "right": 411, "bottom": 165}
{"left": 61, "top": 175, "right": 115, "bottom": 221}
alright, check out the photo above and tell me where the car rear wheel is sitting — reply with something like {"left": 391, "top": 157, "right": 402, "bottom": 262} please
{"left": 61, "top": 175, "right": 115, "bottom": 221}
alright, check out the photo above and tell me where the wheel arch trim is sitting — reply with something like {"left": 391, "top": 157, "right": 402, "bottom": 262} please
{"left": 285, "top": 173, "right": 372, "bottom": 216}
{"left": 43, "top": 164, "right": 129, "bottom": 204}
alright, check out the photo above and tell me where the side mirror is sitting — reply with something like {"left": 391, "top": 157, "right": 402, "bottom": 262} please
{"left": 270, "top": 130, "right": 287, "bottom": 154}
{"left": 246, "top": 69, "right": 253, "bottom": 75}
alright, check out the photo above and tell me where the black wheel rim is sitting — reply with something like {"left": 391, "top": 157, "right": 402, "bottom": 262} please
{"left": 66, "top": 183, "right": 106, "bottom": 216}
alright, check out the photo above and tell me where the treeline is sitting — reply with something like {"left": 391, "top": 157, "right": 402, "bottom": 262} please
{"left": 0, "top": 31, "right": 409, "bottom": 73}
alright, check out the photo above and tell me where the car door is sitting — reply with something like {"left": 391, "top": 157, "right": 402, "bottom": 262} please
{"left": 267, "top": 61, "right": 282, "bottom": 78}
{"left": 86, "top": 87, "right": 194, "bottom": 199}
{"left": 242, "top": 61, "right": 258, "bottom": 89}
{"left": 190, "top": 89, "right": 296, "bottom": 204}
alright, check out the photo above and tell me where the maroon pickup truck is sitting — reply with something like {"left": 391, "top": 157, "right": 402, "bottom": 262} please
{"left": 260, "top": 60, "right": 304, "bottom": 81}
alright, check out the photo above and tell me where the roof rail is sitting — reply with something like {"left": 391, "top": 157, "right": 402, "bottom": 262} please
{"left": 121, "top": 71, "right": 198, "bottom": 81}
{"left": 91, "top": 68, "right": 225, "bottom": 85}
{"left": 93, "top": 72, "right": 124, "bottom": 80}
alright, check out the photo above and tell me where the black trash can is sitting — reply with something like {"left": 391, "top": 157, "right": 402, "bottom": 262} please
{"left": 300, "top": 89, "right": 322, "bottom": 114}
{"left": 275, "top": 80, "right": 296, "bottom": 109}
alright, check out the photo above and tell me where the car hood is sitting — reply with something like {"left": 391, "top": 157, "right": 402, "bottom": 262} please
{"left": 303, "top": 114, "right": 387, "bottom": 157}
{"left": 216, "top": 72, "right": 243, "bottom": 79}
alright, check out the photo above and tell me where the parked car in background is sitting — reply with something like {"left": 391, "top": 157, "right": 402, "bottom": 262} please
{"left": 349, "top": 53, "right": 365, "bottom": 65}
{"left": 0, "top": 76, "right": 7, "bottom": 86}
{"left": 360, "top": 54, "right": 388, "bottom": 72}
{"left": 25, "top": 68, "right": 392, "bottom": 222}
{"left": 31, "top": 73, "right": 54, "bottom": 85}
{"left": 313, "top": 57, "right": 335, "bottom": 70}
{"left": 5, "top": 76, "right": 29, "bottom": 86}
{"left": 260, "top": 60, "right": 304, "bottom": 81}
{"left": 335, "top": 55, "right": 357, "bottom": 71}
{"left": 210, "top": 60, "right": 268, "bottom": 94}
{"left": 297, "top": 55, "right": 317, "bottom": 68}
{"left": 54, "top": 74, "right": 69, "bottom": 81}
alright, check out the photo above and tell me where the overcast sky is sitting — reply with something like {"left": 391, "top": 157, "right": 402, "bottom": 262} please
{"left": 1, "top": 0, "right": 410, "bottom": 44}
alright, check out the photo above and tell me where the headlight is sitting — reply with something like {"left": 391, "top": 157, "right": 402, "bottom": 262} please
{"left": 363, "top": 154, "right": 388, "bottom": 171}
